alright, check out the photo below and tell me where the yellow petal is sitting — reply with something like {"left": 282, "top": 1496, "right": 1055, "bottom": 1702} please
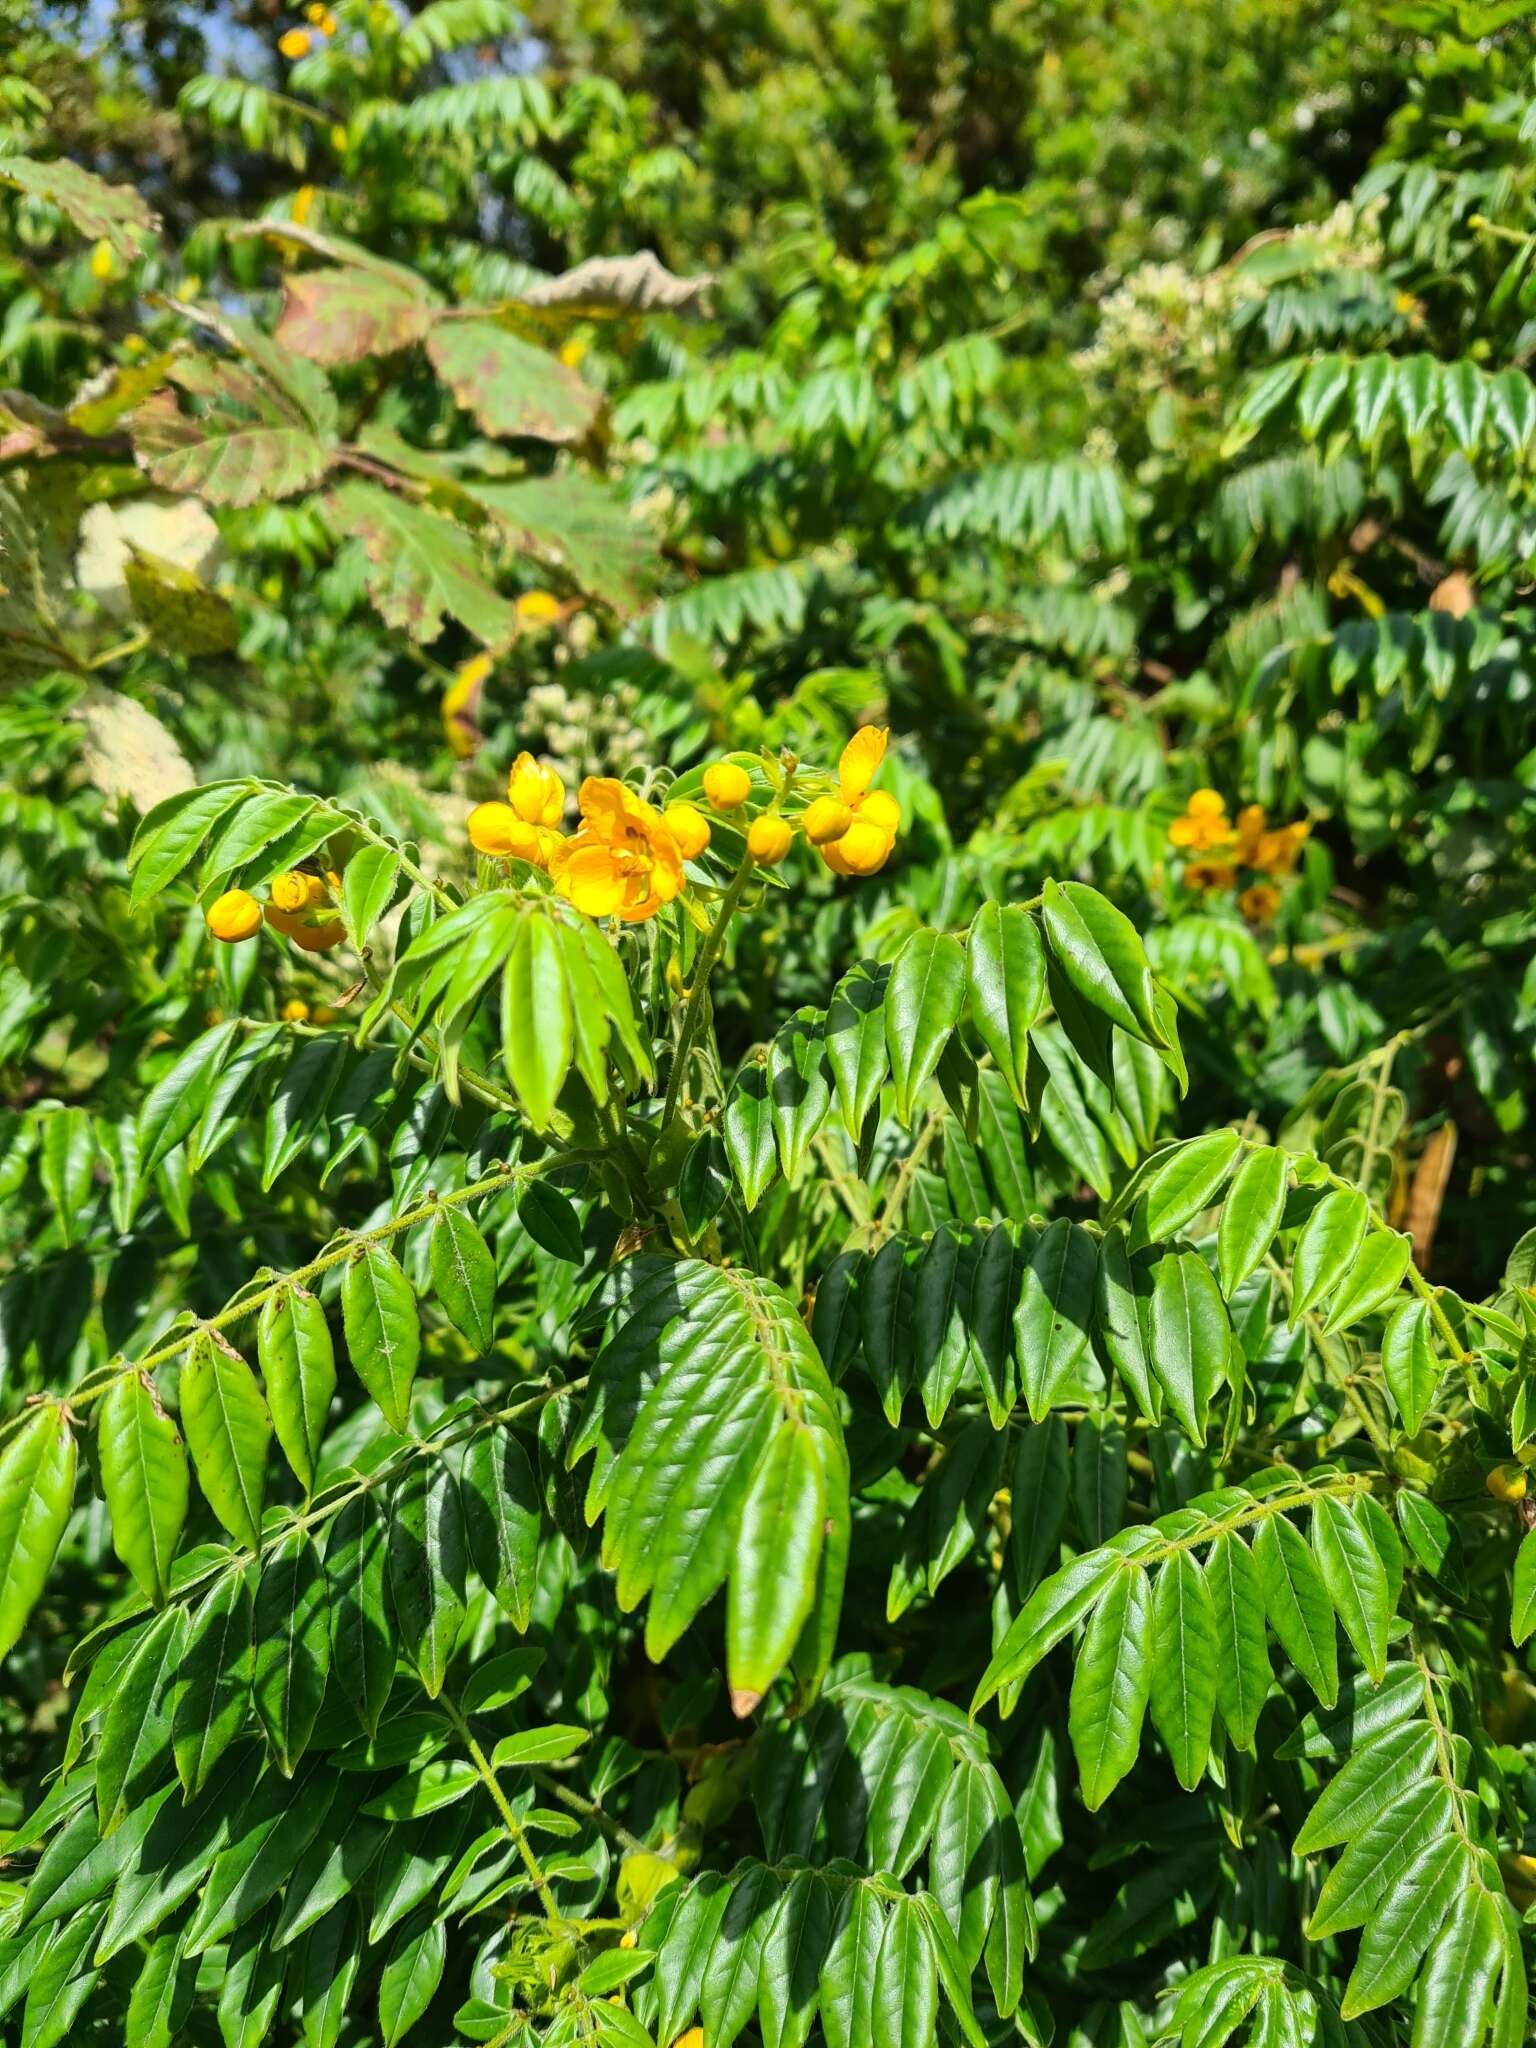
{"left": 856, "top": 788, "right": 900, "bottom": 833}
{"left": 838, "top": 725, "right": 888, "bottom": 800}
{"left": 555, "top": 845, "right": 627, "bottom": 918}
{"left": 802, "top": 796, "right": 852, "bottom": 845}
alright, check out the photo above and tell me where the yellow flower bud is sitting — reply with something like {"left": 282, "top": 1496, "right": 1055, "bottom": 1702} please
{"left": 820, "top": 818, "right": 895, "bottom": 877}
{"left": 281, "top": 998, "right": 311, "bottom": 1022}
{"left": 1187, "top": 788, "right": 1226, "bottom": 819}
{"left": 89, "top": 240, "right": 115, "bottom": 281}
{"left": 270, "top": 869, "right": 321, "bottom": 913}
{"left": 469, "top": 801, "right": 540, "bottom": 861}
{"left": 292, "top": 184, "right": 316, "bottom": 226}
{"left": 330, "top": 123, "right": 350, "bottom": 151}
{"left": 278, "top": 26, "right": 311, "bottom": 55}
{"left": 1487, "top": 1464, "right": 1528, "bottom": 1503}
{"left": 515, "top": 589, "right": 564, "bottom": 626}
{"left": 703, "top": 762, "right": 751, "bottom": 811}
{"left": 663, "top": 801, "right": 711, "bottom": 860}
{"left": 802, "top": 796, "right": 852, "bottom": 846}
{"left": 206, "top": 889, "right": 263, "bottom": 943}
{"left": 747, "top": 815, "right": 793, "bottom": 866}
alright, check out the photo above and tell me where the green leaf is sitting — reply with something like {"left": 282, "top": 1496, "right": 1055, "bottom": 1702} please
{"left": 326, "top": 1494, "right": 394, "bottom": 1736}
{"left": 127, "top": 781, "right": 250, "bottom": 912}
{"left": 871, "top": 1893, "right": 937, "bottom": 2048}
{"left": 0, "top": 152, "right": 157, "bottom": 258}
{"left": 1069, "top": 1563, "right": 1153, "bottom": 1809}
{"left": 1149, "top": 1551, "right": 1218, "bottom": 1791}
{"left": 1293, "top": 1719, "right": 1439, "bottom": 1855}
{"left": 519, "top": 1180, "right": 585, "bottom": 1263}
{"left": 181, "top": 1332, "right": 272, "bottom": 1550}
{"left": 726, "top": 1422, "right": 828, "bottom": 1716}
{"left": 885, "top": 929, "right": 966, "bottom": 1124}
{"left": 379, "top": 1914, "right": 446, "bottom": 2046}
{"left": 1146, "top": 1248, "right": 1229, "bottom": 1442}
{"left": 125, "top": 1927, "right": 197, "bottom": 2048}
{"left": 724, "top": 1056, "right": 778, "bottom": 1210}
{"left": 502, "top": 914, "right": 572, "bottom": 1129}
{"left": 257, "top": 1285, "right": 337, "bottom": 1495}
{"left": 572, "top": 1261, "right": 848, "bottom": 1717}
{"left": 1204, "top": 1531, "right": 1271, "bottom": 1750}
{"left": 1014, "top": 1217, "right": 1097, "bottom": 1420}
{"left": 1340, "top": 1835, "right": 1465, "bottom": 2016}
{"left": 97, "top": 1603, "right": 187, "bottom": 1834}
{"left": 1323, "top": 1226, "right": 1412, "bottom": 1334}
{"left": 1253, "top": 1514, "right": 1337, "bottom": 1707}
{"left": 1139, "top": 1129, "right": 1241, "bottom": 1240}
{"left": 913, "top": 1892, "right": 987, "bottom": 2048}
{"left": 137, "top": 1020, "right": 242, "bottom": 1175}
{"left": 342, "top": 1245, "right": 421, "bottom": 1434}
{"left": 1311, "top": 1495, "right": 1390, "bottom": 1683}
{"left": 492, "top": 1724, "right": 590, "bottom": 1766}
{"left": 825, "top": 962, "right": 891, "bottom": 1140}
{"left": 1289, "top": 1187, "right": 1369, "bottom": 1322}
{"left": 469, "top": 471, "right": 658, "bottom": 614}
{"left": 99, "top": 1371, "right": 189, "bottom": 1607}
{"left": 1094, "top": 1226, "right": 1159, "bottom": 1421}
{"left": 974, "top": 1539, "right": 1133, "bottom": 1715}
{"left": 1215, "top": 1145, "right": 1289, "bottom": 1295}
{"left": 426, "top": 320, "right": 601, "bottom": 443}
{"left": 389, "top": 1456, "right": 466, "bottom": 1697}
{"left": 1397, "top": 1490, "right": 1465, "bottom": 1594}
{"left": 429, "top": 1206, "right": 496, "bottom": 1352}
{"left": 966, "top": 903, "right": 1046, "bottom": 1106}
{"left": 768, "top": 1008, "right": 832, "bottom": 1178}
{"left": 340, "top": 844, "right": 401, "bottom": 951}
{"left": 0, "top": 1403, "right": 76, "bottom": 1660}
{"left": 39, "top": 1106, "right": 96, "bottom": 1247}
{"left": 1513, "top": 1526, "right": 1536, "bottom": 1646}
{"left": 135, "top": 354, "right": 336, "bottom": 506}
{"left": 252, "top": 1528, "right": 331, "bottom": 1773}
{"left": 1409, "top": 1882, "right": 1503, "bottom": 2047}
{"left": 462, "top": 1426, "right": 541, "bottom": 1630}
{"left": 1041, "top": 879, "right": 1165, "bottom": 1047}
{"left": 325, "top": 479, "right": 519, "bottom": 647}
{"left": 172, "top": 1566, "right": 254, "bottom": 1798}
{"left": 1382, "top": 1298, "right": 1441, "bottom": 1434}
{"left": 819, "top": 1881, "right": 886, "bottom": 2048}
{"left": 261, "top": 1035, "right": 346, "bottom": 1190}
{"left": 1009, "top": 1417, "right": 1069, "bottom": 1597}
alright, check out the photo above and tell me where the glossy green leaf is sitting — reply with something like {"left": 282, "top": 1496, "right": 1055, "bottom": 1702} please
{"left": 326, "top": 1494, "right": 395, "bottom": 1736}
{"left": 1146, "top": 1248, "right": 1229, "bottom": 1442}
{"left": 1040, "top": 879, "right": 1165, "bottom": 1047}
{"left": 429, "top": 1205, "right": 496, "bottom": 1351}
{"left": 99, "top": 1371, "right": 189, "bottom": 1608}
{"left": 257, "top": 1284, "right": 336, "bottom": 1495}
{"left": 342, "top": 1245, "right": 420, "bottom": 1434}
{"left": 0, "top": 1403, "right": 76, "bottom": 1661}
{"left": 1289, "top": 1186, "right": 1369, "bottom": 1322}
{"left": 885, "top": 928, "right": 966, "bottom": 1123}
{"left": 1311, "top": 1495, "right": 1390, "bottom": 1682}
{"left": 1014, "top": 1217, "right": 1097, "bottom": 1419}
{"left": 1216, "top": 1145, "right": 1289, "bottom": 1296}
{"left": 379, "top": 1915, "right": 446, "bottom": 2046}
{"left": 966, "top": 902, "right": 1046, "bottom": 1106}
{"left": 252, "top": 1528, "right": 331, "bottom": 1773}
{"left": 1069, "top": 1563, "right": 1153, "bottom": 1809}
{"left": 1382, "top": 1298, "right": 1441, "bottom": 1435}
{"left": 181, "top": 1331, "right": 272, "bottom": 1550}
{"left": 1149, "top": 1551, "right": 1218, "bottom": 1790}
{"left": 501, "top": 913, "right": 572, "bottom": 1130}
{"left": 172, "top": 1565, "right": 254, "bottom": 1797}
{"left": 1253, "top": 1514, "right": 1337, "bottom": 1707}
{"left": 1139, "top": 1129, "right": 1241, "bottom": 1240}
{"left": 389, "top": 1455, "right": 466, "bottom": 1697}
{"left": 1204, "top": 1531, "right": 1271, "bottom": 1750}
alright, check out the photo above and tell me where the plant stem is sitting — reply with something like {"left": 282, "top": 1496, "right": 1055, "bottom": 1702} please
{"left": 530, "top": 1768, "right": 673, "bottom": 1862}
{"left": 441, "top": 1695, "right": 563, "bottom": 1921}
{"left": 659, "top": 840, "right": 756, "bottom": 1136}
{"left": 69, "top": 1151, "right": 582, "bottom": 1407}
{"left": 870, "top": 1104, "right": 945, "bottom": 1243}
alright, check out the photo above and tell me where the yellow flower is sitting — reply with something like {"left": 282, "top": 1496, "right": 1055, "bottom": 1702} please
{"left": 270, "top": 870, "right": 326, "bottom": 913}
{"left": 265, "top": 904, "right": 344, "bottom": 951}
{"left": 703, "top": 761, "right": 751, "bottom": 810}
{"left": 281, "top": 998, "right": 311, "bottom": 1022}
{"left": 468, "top": 801, "right": 547, "bottom": 865}
{"left": 442, "top": 652, "right": 491, "bottom": 759}
{"left": 671, "top": 2032, "right": 705, "bottom": 2048}
{"left": 1233, "top": 803, "right": 1266, "bottom": 864}
{"left": 89, "top": 240, "right": 115, "bottom": 281}
{"left": 292, "top": 184, "right": 317, "bottom": 226}
{"left": 747, "top": 815, "right": 793, "bottom": 865}
{"left": 814, "top": 728, "right": 900, "bottom": 877}
{"left": 1184, "top": 860, "right": 1236, "bottom": 892}
{"left": 550, "top": 778, "right": 684, "bottom": 922}
{"left": 330, "top": 123, "right": 350, "bottom": 151}
{"left": 1255, "top": 822, "right": 1310, "bottom": 876}
{"left": 319, "top": 7, "right": 337, "bottom": 30}
{"left": 1239, "top": 882, "right": 1281, "bottom": 923}
{"left": 507, "top": 751, "right": 565, "bottom": 828}
{"left": 304, "top": 2, "right": 325, "bottom": 19}
{"left": 516, "top": 589, "right": 564, "bottom": 627}
{"left": 206, "top": 890, "right": 262, "bottom": 942}
{"left": 802, "top": 797, "right": 852, "bottom": 846}
{"left": 278, "top": 26, "right": 311, "bottom": 55}
{"left": 1187, "top": 788, "right": 1226, "bottom": 819}
{"left": 559, "top": 337, "right": 588, "bottom": 368}
{"left": 662, "top": 801, "right": 711, "bottom": 859}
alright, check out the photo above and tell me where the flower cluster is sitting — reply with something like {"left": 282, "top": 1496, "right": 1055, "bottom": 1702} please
{"left": 1167, "top": 789, "right": 1309, "bottom": 923}
{"left": 466, "top": 728, "right": 901, "bottom": 923}
{"left": 206, "top": 870, "right": 344, "bottom": 951}
{"left": 278, "top": 3, "right": 336, "bottom": 56}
